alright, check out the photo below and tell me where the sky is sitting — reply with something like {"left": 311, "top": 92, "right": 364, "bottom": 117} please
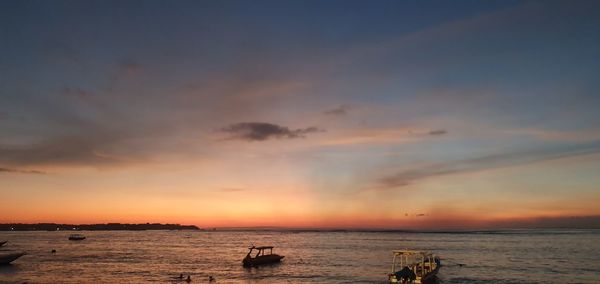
{"left": 1, "top": 0, "right": 599, "bottom": 229}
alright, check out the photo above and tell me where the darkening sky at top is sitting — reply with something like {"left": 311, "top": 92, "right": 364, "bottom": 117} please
{"left": 1, "top": 0, "right": 599, "bottom": 228}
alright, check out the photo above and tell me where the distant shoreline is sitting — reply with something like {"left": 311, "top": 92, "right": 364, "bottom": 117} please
{"left": 1, "top": 224, "right": 598, "bottom": 233}
{"left": 198, "top": 228, "right": 600, "bottom": 234}
{"left": 0, "top": 223, "right": 200, "bottom": 231}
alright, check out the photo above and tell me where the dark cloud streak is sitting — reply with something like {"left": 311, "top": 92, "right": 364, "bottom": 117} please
{"left": 429, "top": 129, "right": 447, "bottom": 136}
{"left": 219, "top": 122, "right": 322, "bottom": 141}
{"left": 323, "top": 105, "right": 349, "bottom": 116}
{"left": 0, "top": 167, "right": 46, "bottom": 174}
{"left": 62, "top": 86, "right": 94, "bottom": 100}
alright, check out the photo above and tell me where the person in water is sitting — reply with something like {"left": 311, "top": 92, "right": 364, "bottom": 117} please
{"left": 185, "top": 275, "right": 191, "bottom": 282}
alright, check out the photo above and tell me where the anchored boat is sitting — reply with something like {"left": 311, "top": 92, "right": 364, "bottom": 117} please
{"left": 242, "top": 246, "right": 284, "bottom": 267}
{"left": 388, "top": 250, "right": 440, "bottom": 284}
{"left": 68, "top": 234, "right": 86, "bottom": 241}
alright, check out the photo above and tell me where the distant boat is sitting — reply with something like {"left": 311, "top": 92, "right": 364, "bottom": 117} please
{"left": 0, "top": 241, "right": 6, "bottom": 247}
{"left": 388, "top": 250, "right": 440, "bottom": 284}
{"left": 0, "top": 252, "right": 26, "bottom": 265}
{"left": 242, "top": 246, "right": 284, "bottom": 267}
{"left": 68, "top": 234, "right": 86, "bottom": 241}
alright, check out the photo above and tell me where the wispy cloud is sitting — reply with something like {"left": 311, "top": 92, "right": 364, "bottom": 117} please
{"left": 377, "top": 141, "right": 600, "bottom": 189}
{"left": 319, "top": 127, "right": 448, "bottom": 146}
{"left": 218, "top": 187, "right": 245, "bottom": 193}
{"left": 323, "top": 105, "right": 349, "bottom": 116}
{"left": 503, "top": 128, "right": 600, "bottom": 142}
{"left": 0, "top": 167, "right": 46, "bottom": 174}
{"left": 428, "top": 129, "right": 447, "bottom": 136}
{"left": 219, "top": 122, "right": 322, "bottom": 141}
{"left": 62, "top": 86, "right": 94, "bottom": 100}
{"left": 117, "top": 59, "right": 143, "bottom": 77}
{"left": 0, "top": 133, "right": 132, "bottom": 167}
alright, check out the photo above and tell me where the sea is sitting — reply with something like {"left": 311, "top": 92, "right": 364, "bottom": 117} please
{"left": 1, "top": 229, "right": 599, "bottom": 283}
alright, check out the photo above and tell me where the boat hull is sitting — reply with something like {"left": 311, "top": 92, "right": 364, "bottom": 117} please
{"left": 243, "top": 255, "right": 284, "bottom": 267}
{"left": 0, "top": 252, "right": 26, "bottom": 265}
{"left": 420, "top": 265, "right": 440, "bottom": 283}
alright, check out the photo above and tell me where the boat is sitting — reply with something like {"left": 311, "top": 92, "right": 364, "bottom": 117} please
{"left": 0, "top": 252, "right": 26, "bottom": 265}
{"left": 68, "top": 234, "right": 86, "bottom": 241}
{"left": 242, "top": 246, "right": 284, "bottom": 267}
{"left": 0, "top": 241, "right": 6, "bottom": 247}
{"left": 388, "top": 250, "right": 440, "bottom": 283}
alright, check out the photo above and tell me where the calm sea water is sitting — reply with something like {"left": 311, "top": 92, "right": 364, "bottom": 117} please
{"left": 1, "top": 230, "right": 599, "bottom": 283}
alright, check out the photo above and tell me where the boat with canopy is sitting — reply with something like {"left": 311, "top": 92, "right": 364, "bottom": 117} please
{"left": 388, "top": 250, "right": 440, "bottom": 283}
{"left": 242, "top": 246, "right": 284, "bottom": 267}
{"left": 68, "top": 234, "right": 86, "bottom": 241}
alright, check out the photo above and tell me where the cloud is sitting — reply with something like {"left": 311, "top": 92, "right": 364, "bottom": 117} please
{"left": 218, "top": 187, "right": 245, "bottom": 192}
{"left": 62, "top": 86, "right": 94, "bottom": 100}
{"left": 0, "top": 167, "right": 46, "bottom": 174}
{"left": 219, "top": 122, "right": 322, "bottom": 141}
{"left": 0, "top": 132, "right": 134, "bottom": 167}
{"left": 503, "top": 128, "right": 600, "bottom": 142}
{"left": 323, "top": 105, "right": 349, "bottom": 116}
{"left": 117, "top": 59, "right": 143, "bottom": 77}
{"left": 320, "top": 127, "right": 449, "bottom": 146}
{"left": 377, "top": 140, "right": 600, "bottom": 189}
{"left": 428, "top": 129, "right": 447, "bottom": 136}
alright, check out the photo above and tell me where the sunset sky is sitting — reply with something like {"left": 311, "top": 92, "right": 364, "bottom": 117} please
{"left": 1, "top": 0, "right": 599, "bottom": 229}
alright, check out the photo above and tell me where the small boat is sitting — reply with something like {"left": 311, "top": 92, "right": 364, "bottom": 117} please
{"left": 0, "top": 252, "right": 26, "bottom": 265}
{"left": 388, "top": 250, "right": 440, "bottom": 283}
{"left": 0, "top": 241, "right": 6, "bottom": 247}
{"left": 242, "top": 246, "right": 284, "bottom": 267}
{"left": 68, "top": 234, "right": 86, "bottom": 241}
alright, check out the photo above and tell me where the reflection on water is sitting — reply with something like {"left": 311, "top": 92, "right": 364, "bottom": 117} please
{"left": 0, "top": 230, "right": 599, "bottom": 283}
